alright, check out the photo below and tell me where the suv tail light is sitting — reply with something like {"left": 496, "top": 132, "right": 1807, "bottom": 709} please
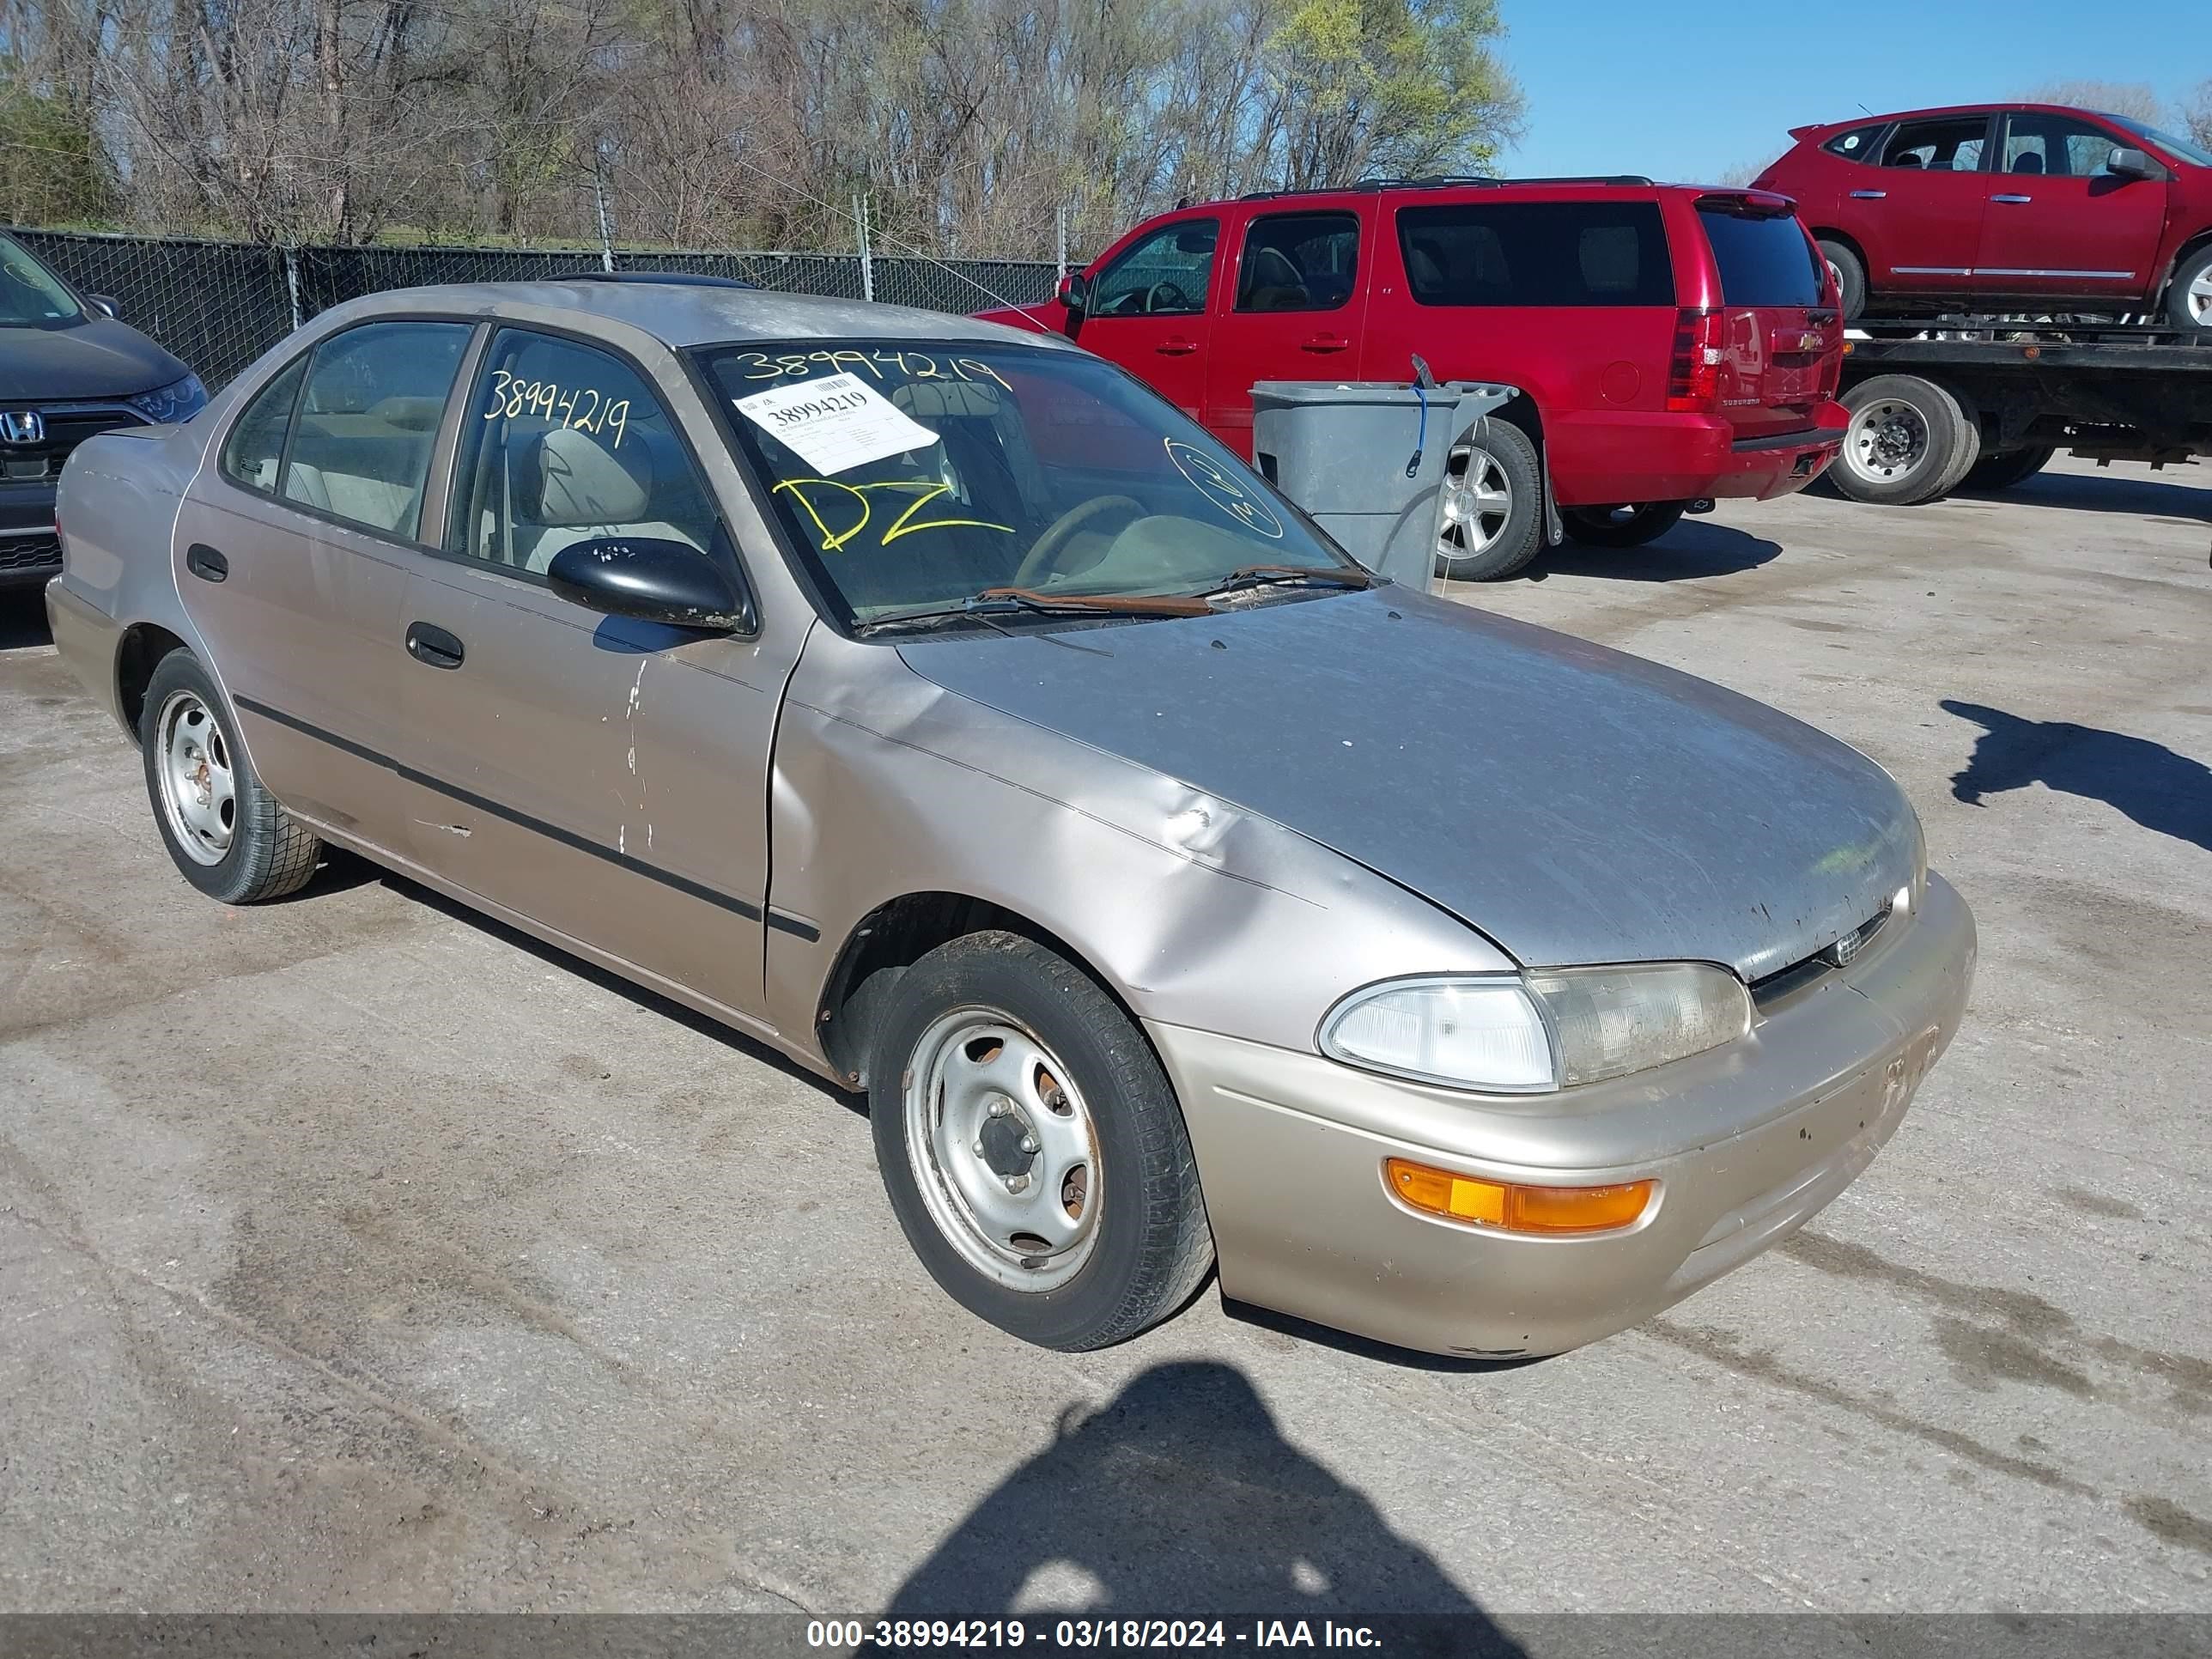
{"left": 1666, "top": 307, "right": 1725, "bottom": 412}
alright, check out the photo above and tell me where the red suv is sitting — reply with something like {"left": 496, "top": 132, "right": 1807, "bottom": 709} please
{"left": 975, "top": 178, "right": 1847, "bottom": 580}
{"left": 1755, "top": 103, "right": 2212, "bottom": 331}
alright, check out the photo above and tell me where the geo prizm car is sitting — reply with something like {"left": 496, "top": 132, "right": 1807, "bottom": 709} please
{"left": 46, "top": 282, "right": 1976, "bottom": 1356}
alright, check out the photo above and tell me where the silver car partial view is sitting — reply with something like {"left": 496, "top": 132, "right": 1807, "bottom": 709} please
{"left": 45, "top": 283, "right": 1977, "bottom": 1357}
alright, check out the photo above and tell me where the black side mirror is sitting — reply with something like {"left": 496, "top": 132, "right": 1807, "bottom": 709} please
{"left": 1060, "top": 270, "right": 1091, "bottom": 316}
{"left": 2106, "top": 147, "right": 2166, "bottom": 181}
{"left": 544, "top": 537, "right": 751, "bottom": 633}
{"left": 89, "top": 294, "right": 120, "bottom": 319}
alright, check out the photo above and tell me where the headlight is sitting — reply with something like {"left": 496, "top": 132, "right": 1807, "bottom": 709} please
{"left": 126, "top": 374, "right": 208, "bottom": 425}
{"left": 1321, "top": 963, "right": 1751, "bottom": 1093}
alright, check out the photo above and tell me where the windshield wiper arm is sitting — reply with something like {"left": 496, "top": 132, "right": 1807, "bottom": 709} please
{"left": 854, "top": 586, "right": 1210, "bottom": 637}
{"left": 1199, "top": 563, "right": 1376, "bottom": 598}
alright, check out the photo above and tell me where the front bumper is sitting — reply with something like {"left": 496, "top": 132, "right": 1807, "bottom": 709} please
{"left": 1149, "top": 870, "right": 1975, "bottom": 1358}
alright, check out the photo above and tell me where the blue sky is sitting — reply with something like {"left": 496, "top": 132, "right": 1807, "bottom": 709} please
{"left": 1498, "top": 0, "right": 2198, "bottom": 183}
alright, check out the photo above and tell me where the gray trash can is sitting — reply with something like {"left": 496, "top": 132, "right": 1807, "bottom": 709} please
{"left": 1252, "top": 379, "right": 1517, "bottom": 589}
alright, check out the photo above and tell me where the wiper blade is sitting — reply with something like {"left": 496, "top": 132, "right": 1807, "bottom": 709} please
{"left": 854, "top": 586, "right": 1210, "bottom": 636}
{"left": 1199, "top": 563, "right": 1376, "bottom": 598}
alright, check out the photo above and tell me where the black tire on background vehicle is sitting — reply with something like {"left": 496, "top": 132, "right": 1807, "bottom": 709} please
{"left": 1559, "top": 501, "right": 1688, "bottom": 548}
{"left": 1818, "top": 238, "right": 1867, "bottom": 323}
{"left": 869, "top": 931, "right": 1214, "bottom": 1351}
{"left": 1832, "top": 374, "right": 1977, "bottom": 506}
{"left": 1432, "top": 418, "right": 1544, "bottom": 582}
{"left": 1961, "top": 444, "right": 2056, "bottom": 493}
{"left": 139, "top": 650, "right": 322, "bottom": 903}
{"left": 2163, "top": 242, "right": 2212, "bottom": 335}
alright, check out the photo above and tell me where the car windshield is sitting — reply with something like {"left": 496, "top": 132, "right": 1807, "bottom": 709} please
{"left": 2109, "top": 115, "right": 2212, "bottom": 168}
{"left": 702, "top": 339, "right": 1353, "bottom": 626}
{"left": 0, "top": 234, "right": 83, "bottom": 328}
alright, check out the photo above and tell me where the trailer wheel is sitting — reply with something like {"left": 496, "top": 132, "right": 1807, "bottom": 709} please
{"left": 1833, "top": 374, "right": 1976, "bottom": 505}
{"left": 1818, "top": 240, "right": 1866, "bottom": 323}
{"left": 2164, "top": 244, "right": 2212, "bottom": 335}
{"left": 1962, "top": 445, "right": 2055, "bottom": 494}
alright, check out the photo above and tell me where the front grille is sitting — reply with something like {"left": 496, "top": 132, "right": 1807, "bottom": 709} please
{"left": 1752, "top": 896, "right": 1896, "bottom": 1006}
{"left": 0, "top": 404, "right": 144, "bottom": 482}
{"left": 0, "top": 532, "right": 61, "bottom": 572}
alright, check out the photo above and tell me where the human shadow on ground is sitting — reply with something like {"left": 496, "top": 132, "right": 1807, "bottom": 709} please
{"left": 875, "top": 1359, "right": 1525, "bottom": 1649}
{"left": 1942, "top": 699, "right": 2212, "bottom": 853}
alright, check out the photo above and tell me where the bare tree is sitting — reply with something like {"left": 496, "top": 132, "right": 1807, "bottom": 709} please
{"left": 2020, "top": 80, "right": 2166, "bottom": 123}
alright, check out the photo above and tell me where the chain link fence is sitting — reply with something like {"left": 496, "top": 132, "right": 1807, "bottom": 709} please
{"left": 7, "top": 228, "right": 1064, "bottom": 391}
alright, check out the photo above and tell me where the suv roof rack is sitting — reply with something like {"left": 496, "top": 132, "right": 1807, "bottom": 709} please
{"left": 1235, "top": 173, "right": 1659, "bottom": 203}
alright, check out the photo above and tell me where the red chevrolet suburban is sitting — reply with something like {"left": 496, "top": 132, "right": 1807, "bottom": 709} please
{"left": 977, "top": 177, "right": 1847, "bottom": 579}
{"left": 1755, "top": 103, "right": 2212, "bottom": 331}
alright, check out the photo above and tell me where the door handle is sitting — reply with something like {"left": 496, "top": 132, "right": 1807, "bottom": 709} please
{"left": 1155, "top": 337, "right": 1198, "bottom": 356}
{"left": 1992, "top": 194, "right": 2033, "bottom": 204}
{"left": 184, "top": 544, "right": 228, "bottom": 582}
{"left": 1848, "top": 189, "right": 1887, "bottom": 199}
{"left": 1301, "top": 334, "right": 1352, "bottom": 353}
{"left": 404, "top": 621, "right": 465, "bottom": 670}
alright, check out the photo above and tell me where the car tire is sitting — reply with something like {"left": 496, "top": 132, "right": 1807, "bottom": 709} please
{"left": 2163, "top": 243, "right": 2212, "bottom": 335}
{"left": 1961, "top": 444, "right": 2055, "bottom": 493}
{"left": 868, "top": 931, "right": 1214, "bottom": 1351}
{"left": 1832, "top": 374, "right": 1975, "bottom": 506}
{"left": 140, "top": 650, "right": 322, "bottom": 903}
{"left": 1559, "top": 501, "right": 1688, "bottom": 548}
{"left": 1433, "top": 420, "right": 1544, "bottom": 581}
{"left": 1818, "top": 239, "right": 1867, "bottom": 323}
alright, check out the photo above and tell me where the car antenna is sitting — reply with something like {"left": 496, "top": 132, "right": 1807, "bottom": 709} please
{"left": 1406, "top": 353, "right": 1439, "bottom": 479}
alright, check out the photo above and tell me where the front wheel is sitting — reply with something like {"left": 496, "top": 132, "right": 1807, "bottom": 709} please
{"left": 140, "top": 650, "right": 323, "bottom": 903}
{"left": 1560, "top": 501, "right": 1687, "bottom": 548}
{"left": 2164, "top": 244, "right": 2212, "bottom": 335}
{"left": 869, "top": 932, "right": 1213, "bottom": 1351}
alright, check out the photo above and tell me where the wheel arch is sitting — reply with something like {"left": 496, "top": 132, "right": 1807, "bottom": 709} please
{"left": 116, "top": 622, "right": 193, "bottom": 744}
{"left": 2158, "top": 229, "right": 2212, "bottom": 308}
{"left": 815, "top": 890, "right": 1146, "bottom": 1091}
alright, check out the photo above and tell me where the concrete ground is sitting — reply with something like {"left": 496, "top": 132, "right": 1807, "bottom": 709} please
{"left": 2, "top": 455, "right": 2208, "bottom": 1620}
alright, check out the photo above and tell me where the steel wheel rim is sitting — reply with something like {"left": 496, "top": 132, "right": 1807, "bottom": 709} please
{"left": 155, "top": 689, "right": 235, "bottom": 865}
{"left": 1437, "top": 444, "right": 1511, "bottom": 561}
{"left": 1847, "top": 398, "right": 1929, "bottom": 482}
{"left": 2189, "top": 270, "right": 2212, "bottom": 325}
{"left": 903, "top": 1009, "right": 1101, "bottom": 1291}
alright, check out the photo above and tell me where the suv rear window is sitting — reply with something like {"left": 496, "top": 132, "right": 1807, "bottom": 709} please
{"left": 1696, "top": 205, "right": 1826, "bottom": 307}
{"left": 1396, "top": 202, "right": 1674, "bottom": 307}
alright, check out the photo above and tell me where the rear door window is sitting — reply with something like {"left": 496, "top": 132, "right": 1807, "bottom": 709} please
{"left": 1696, "top": 206, "right": 1826, "bottom": 307}
{"left": 286, "top": 321, "right": 472, "bottom": 540}
{"left": 1236, "top": 211, "right": 1360, "bottom": 313}
{"left": 1881, "top": 117, "right": 1989, "bottom": 172}
{"left": 1396, "top": 202, "right": 1674, "bottom": 307}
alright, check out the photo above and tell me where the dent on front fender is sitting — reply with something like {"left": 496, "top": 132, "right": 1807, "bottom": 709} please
{"left": 761, "top": 630, "right": 1509, "bottom": 1064}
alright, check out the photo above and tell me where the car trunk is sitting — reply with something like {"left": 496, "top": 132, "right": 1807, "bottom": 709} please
{"left": 1693, "top": 194, "right": 1842, "bottom": 441}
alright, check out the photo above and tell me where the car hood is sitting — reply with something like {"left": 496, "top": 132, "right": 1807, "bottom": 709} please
{"left": 896, "top": 586, "right": 1920, "bottom": 980}
{"left": 0, "top": 315, "right": 188, "bottom": 403}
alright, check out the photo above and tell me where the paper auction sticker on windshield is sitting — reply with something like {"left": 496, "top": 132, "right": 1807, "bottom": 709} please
{"left": 733, "top": 373, "right": 939, "bottom": 474}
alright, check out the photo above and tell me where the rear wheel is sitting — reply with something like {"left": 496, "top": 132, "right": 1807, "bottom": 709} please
{"left": 1832, "top": 374, "right": 1976, "bottom": 505}
{"left": 1818, "top": 239, "right": 1866, "bottom": 323}
{"left": 140, "top": 650, "right": 322, "bottom": 903}
{"left": 1433, "top": 420, "right": 1543, "bottom": 581}
{"left": 869, "top": 932, "right": 1213, "bottom": 1351}
{"left": 1962, "top": 444, "right": 2055, "bottom": 493}
{"left": 1560, "top": 501, "right": 1687, "bottom": 548}
{"left": 2163, "top": 243, "right": 2212, "bottom": 335}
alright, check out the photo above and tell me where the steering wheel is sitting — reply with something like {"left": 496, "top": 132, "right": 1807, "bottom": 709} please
{"left": 1012, "top": 496, "right": 1144, "bottom": 587}
{"left": 1144, "top": 281, "right": 1190, "bottom": 314}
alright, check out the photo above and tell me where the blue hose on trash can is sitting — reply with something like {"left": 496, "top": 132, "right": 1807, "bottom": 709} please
{"left": 1405, "top": 353, "right": 1439, "bottom": 478}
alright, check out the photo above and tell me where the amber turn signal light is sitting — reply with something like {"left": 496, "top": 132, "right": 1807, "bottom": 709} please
{"left": 1384, "top": 1159, "right": 1655, "bottom": 1235}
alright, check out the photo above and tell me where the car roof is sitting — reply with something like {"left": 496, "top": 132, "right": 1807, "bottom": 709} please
{"left": 1802, "top": 101, "right": 2136, "bottom": 136}
{"left": 331, "top": 280, "right": 1073, "bottom": 350}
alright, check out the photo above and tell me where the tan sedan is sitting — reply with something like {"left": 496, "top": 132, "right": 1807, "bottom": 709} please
{"left": 46, "top": 281, "right": 1976, "bottom": 1355}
